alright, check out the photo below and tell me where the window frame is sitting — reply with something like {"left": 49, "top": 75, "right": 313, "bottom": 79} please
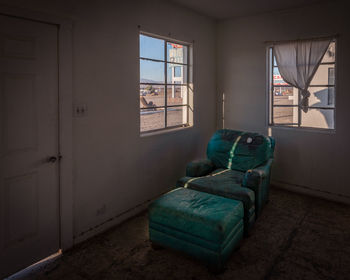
{"left": 268, "top": 39, "right": 337, "bottom": 131}
{"left": 139, "top": 32, "right": 192, "bottom": 134}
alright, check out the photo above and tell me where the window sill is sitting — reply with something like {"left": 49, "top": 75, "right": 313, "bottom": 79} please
{"left": 269, "top": 125, "right": 336, "bottom": 134}
{"left": 140, "top": 125, "right": 193, "bottom": 138}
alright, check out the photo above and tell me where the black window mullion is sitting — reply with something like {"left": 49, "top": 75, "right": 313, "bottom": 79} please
{"left": 140, "top": 57, "right": 166, "bottom": 63}
{"left": 298, "top": 89, "right": 301, "bottom": 127}
{"left": 309, "top": 85, "right": 334, "bottom": 87}
{"left": 168, "top": 61, "right": 187, "bottom": 66}
{"left": 274, "top": 123, "right": 299, "bottom": 126}
{"left": 273, "top": 105, "right": 298, "bottom": 107}
{"left": 186, "top": 45, "right": 190, "bottom": 125}
{"left": 167, "top": 104, "right": 187, "bottom": 108}
{"left": 141, "top": 104, "right": 186, "bottom": 110}
{"left": 164, "top": 41, "right": 168, "bottom": 127}
{"left": 140, "top": 82, "right": 187, "bottom": 86}
{"left": 319, "top": 62, "right": 335, "bottom": 65}
{"left": 271, "top": 48, "right": 274, "bottom": 125}
{"left": 273, "top": 62, "right": 335, "bottom": 68}
{"left": 306, "top": 107, "right": 335, "bottom": 110}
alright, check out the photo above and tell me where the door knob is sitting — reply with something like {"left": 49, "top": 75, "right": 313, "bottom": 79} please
{"left": 48, "top": 156, "right": 57, "bottom": 163}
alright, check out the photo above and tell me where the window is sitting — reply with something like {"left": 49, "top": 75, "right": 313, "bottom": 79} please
{"left": 139, "top": 33, "right": 192, "bottom": 133}
{"left": 268, "top": 41, "right": 336, "bottom": 130}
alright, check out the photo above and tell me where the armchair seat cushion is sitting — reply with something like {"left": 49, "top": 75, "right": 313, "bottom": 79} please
{"left": 177, "top": 169, "right": 256, "bottom": 233}
{"left": 177, "top": 169, "right": 254, "bottom": 209}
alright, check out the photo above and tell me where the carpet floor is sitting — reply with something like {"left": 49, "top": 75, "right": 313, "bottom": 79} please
{"left": 12, "top": 187, "right": 350, "bottom": 280}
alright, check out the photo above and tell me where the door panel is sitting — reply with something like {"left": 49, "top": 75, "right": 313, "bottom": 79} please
{"left": 3, "top": 74, "right": 37, "bottom": 154}
{"left": 4, "top": 172, "right": 38, "bottom": 246}
{"left": 2, "top": 34, "right": 36, "bottom": 59}
{"left": 0, "top": 15, "right": 59, "bottom": 278}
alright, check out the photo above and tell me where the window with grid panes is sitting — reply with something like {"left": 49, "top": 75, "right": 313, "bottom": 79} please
{"left": 268, "top": 41, "right": 336, "bottom": 130}
{"left": 139, "top": 33, "right": 192, "bottom": 133}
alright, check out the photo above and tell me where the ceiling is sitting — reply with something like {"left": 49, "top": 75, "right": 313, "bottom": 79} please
{"left": 169, "top": 0, "right": 326, "bottom": 19}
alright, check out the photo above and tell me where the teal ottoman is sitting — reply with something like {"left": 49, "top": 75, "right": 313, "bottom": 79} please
{"left": 149, "top": 188, "right": 244, "bottom": 272}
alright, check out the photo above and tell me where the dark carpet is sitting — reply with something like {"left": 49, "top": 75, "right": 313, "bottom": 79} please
{"left": 14, "top": 187, "right": 350, "bottom": 280}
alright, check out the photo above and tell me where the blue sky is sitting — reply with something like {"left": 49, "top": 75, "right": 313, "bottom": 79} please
{"left": 140, "top": 34, "right": 164, "bottom": 60}
{"left": 140, "top": 34, "right": 164, "bottom": 82}
{"left": 140, "top": 34, "right": 184, "bottom": 83}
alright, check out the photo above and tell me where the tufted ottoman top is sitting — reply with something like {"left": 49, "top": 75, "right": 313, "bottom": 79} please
{"left": 149, "top": 188, "right": 243, "bottom": 244}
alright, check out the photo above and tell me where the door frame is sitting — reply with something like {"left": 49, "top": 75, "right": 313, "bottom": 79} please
{"left": 0, "top": 6, "right": 74, "bottom": 251}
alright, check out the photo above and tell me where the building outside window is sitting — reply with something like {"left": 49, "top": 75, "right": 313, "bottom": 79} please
{"left": 174, "top": 66, "right": 182, "bottom": 77}
{"left": 139, "top": 33, "right": 193, "bottom": 133}
{"left": 328, "top": 67, "right": 335, "bottom": 105}
{"left": 268, "top": 41, "right": 336, "bottom": 130}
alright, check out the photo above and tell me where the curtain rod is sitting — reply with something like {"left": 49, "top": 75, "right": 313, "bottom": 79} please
{"left": 264, "top": 34, "right": 339, "bottom": 45}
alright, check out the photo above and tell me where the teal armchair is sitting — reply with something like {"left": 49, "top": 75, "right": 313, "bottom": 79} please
{"left": 177, "top": 129, "right": 275, "bottom": 233}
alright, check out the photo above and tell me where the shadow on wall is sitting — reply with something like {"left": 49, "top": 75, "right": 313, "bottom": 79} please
{"left": 313, "top": 88, "right": 334, "bottom": 128}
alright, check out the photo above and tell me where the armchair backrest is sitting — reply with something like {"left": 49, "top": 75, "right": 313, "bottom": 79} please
{"left": 207, "top": 129, "right": 275, "bottom": 172}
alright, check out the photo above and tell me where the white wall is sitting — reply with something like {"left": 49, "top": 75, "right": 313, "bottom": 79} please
{"left": 217, "top": 1, "right": 350, "bottom": 199}
{"left": 0, "top": 0, "right": 217, "bottom": 241}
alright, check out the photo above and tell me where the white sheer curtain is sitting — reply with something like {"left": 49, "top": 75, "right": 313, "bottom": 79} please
{"left": 274, "top": 39, "right": 331, "bottom": 112}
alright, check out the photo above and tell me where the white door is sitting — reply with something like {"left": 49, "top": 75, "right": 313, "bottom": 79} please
{"left": 0, "top": 15, "right": 59, "bottom": 278}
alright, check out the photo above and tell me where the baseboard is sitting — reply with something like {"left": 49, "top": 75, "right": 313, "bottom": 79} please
{"left": 72, "top": 189, "right": 172, "bottom": 246}
{"left": 73, "top": 202, "right": 148, "bottom": 245}
{"left": 272, "top": 180, "right": 350, "bottom": 205}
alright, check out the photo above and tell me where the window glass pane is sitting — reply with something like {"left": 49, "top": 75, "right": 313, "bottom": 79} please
{"left": 174, "top": 66, "right": 181, "bottom": 77}
{"left": 308, "top": 87, "right": 335, "bottom": 108}
{"left": 167, "top": 85, "right": 187, "bottom": 106}
{"left": 328, "top": 87, "right": 335, "bottom": 106}
{"left": 140, "top": 108, "right": 165, "bottom": 132}
{"left": 273, "top": 68, "right": 289, "bottom": 86}
{"left": 301, "top": 108, "right": 334, "bottom": 129}
{"left": 167, "top": 64, "right": 187, "bottom": 84}
{"left": 321, "top": 41, "right": 335, "bottom": 63}
{"left": 328, "top": 68, "right": 335, "bottom": 85}
{"left": 140, "top": 85, "right": 164, "bottom": 109}
{"left": 273, "top": 87, "right": 297, "bottom": 105}
{"left": 140, "top": 34, "right": 164, "bottom": 60}
{"left": 140, "top": 60, "right": 164, "bottom": 83}
{"left": 167, "top": 43, "right": 187, "bottom": 64}
{"left": 167, "top": 106, "right": 187, "bottom": 127}
{"left": 310, "top": 65, "right": 334, "bottom": 86}
{"left": 273, "top": 106, "right": 298, "bottom": 124}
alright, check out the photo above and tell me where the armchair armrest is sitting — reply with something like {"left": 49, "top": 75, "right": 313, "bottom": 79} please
{"left": 186, "top": 159, "right": 214, "bottom": 177}
{"left": 243, "top": 159, "right": 273, "bottom": 186}
{"left": 242, "top": 158, "right": 273, "bottom": 216}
